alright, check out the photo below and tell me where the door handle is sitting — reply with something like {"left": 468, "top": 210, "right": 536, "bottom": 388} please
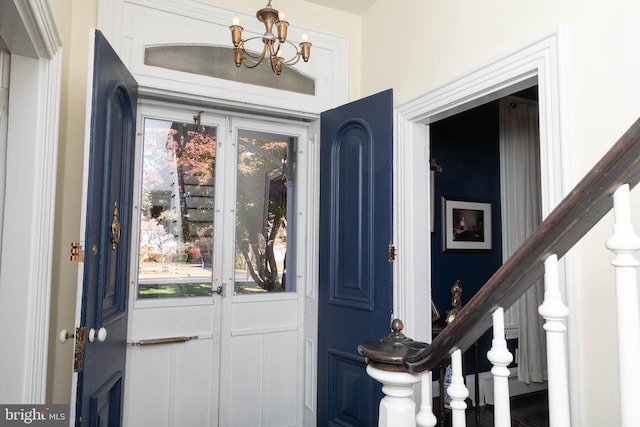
{"left": 58, "top": 329, "right": 74, "bottom": 343}
{"left": 111, "top": 203, "right": 120, "bottom": 250}
{"left": 215, "top": 283, "right": 226, "bottom": 297}
{"left": 88, "top": 327, "right": 107, "bottom": 343}
{"left": 128, "top": 336, "right": 199, "bottom": 346}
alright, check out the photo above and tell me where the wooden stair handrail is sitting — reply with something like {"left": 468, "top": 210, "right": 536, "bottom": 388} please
{"left": 405, "top": 117, "right": 640, "bottom": 374}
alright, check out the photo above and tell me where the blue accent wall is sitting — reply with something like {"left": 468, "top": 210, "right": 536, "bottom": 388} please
{"left": 430, "top": 100, "right": 502, "bottom": 373}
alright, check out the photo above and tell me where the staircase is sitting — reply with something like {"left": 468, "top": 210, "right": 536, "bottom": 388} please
{"left": 359, "top": 118, "right": 640, "bottom": 427}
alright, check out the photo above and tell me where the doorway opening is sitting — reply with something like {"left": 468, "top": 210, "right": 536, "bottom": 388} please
{"left": 429, "top": 86, "right": 548, "bottom": 407}
{"left": 394, "top": 32, "right": 571, "bottom": 419}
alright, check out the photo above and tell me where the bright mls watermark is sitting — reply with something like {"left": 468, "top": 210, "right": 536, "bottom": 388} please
{"left": 0, "top": 405, "right": 68, "bottom": 426}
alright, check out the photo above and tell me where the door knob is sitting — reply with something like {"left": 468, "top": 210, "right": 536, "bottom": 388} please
{"left": 58, "top": 329, "right": 74, "bottom": 343}
{"left": 88, "top": 327, "right": 107, "bottom": 343}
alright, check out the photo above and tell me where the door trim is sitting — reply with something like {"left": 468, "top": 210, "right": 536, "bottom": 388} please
{"left": 0, "top": 0, "right": 62, "bottom": 403}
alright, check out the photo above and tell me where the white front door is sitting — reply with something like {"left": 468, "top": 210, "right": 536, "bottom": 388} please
{"left": 123, "top": 104, "right": 309, "bottom": 426}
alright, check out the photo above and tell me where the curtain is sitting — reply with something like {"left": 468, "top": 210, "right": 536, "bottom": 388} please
{"left": 499, "top": 97, "right": 548, "bottom": 384}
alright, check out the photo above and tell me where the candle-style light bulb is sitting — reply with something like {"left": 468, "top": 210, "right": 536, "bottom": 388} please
{"left": 230, "top": 15, "right": 243, "bottom": 47}
{"left": 276, "top": 9, "right": 288, "bottom": 42}
{"left": 299, "top": 31, "right": 311, "bottom": 62}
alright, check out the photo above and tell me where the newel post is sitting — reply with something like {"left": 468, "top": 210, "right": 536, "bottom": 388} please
{"left": 358, "top": 319, "right": 429, "bottom": 427}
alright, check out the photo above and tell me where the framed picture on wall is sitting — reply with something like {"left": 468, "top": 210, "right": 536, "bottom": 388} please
{"left": 442, "top": 197, "right": 492, "bottom": 252}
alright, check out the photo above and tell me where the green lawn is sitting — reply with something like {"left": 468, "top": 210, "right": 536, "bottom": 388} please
{"left": 137, "top": 281, "right": 268, "bottom": 298}
{"left": 138, "top": 282, "right": 213, "bottom": 298}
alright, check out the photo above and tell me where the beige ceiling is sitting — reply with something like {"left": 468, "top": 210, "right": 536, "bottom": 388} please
{"left": 304, "top": 0, "right": 376, "bottom": 15}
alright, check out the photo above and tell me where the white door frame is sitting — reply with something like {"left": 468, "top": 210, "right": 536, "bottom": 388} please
{"left": 0, "top": 0, "right": 62, "bottom": 403}
{"left": 393, "top": 31, "right": 576, "bottom": 422}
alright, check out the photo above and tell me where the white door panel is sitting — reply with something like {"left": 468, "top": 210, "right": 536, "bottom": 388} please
{"left": 125, "top": 346, "right": 172, "bottom": 425}
{"left": 125, "top": 337, "right": 216, "bottom": 426}
{"left": 230, "top": 296, "right": 298, "bottom": 332}
{"left": 228, "top": 330, "right": 298, "bottom": 426}
{"left": 129, "top": 304, "right": 218, "bottom": 338}
{"left": 225, "top": 296, "right": 299, "bottom": 425}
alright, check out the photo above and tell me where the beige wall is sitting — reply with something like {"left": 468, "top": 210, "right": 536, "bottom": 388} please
{"left": 360, "top": 1, "right": 640, "bottom": 425}
{"left": 47, "top": 0, "right": 98, "bottom": 404}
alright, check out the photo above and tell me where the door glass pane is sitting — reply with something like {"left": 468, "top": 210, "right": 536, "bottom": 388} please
{"left": 137, "top": 117, "right": 217, "bottom": 298}
{"left": 234, "top": 129, "right": 295, "bottom": 294}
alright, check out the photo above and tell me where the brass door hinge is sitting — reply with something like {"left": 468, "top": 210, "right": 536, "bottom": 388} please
{"left": 70, "top": 242, "right": 84, "bottom": 262}
{"left": 388, "top": 242, "right": 396, "bottom": 262}
{"left": 73, "top": 327, "right": 86, "bottom": 372}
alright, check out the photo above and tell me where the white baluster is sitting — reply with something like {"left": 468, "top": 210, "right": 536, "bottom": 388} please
{"left": 487, "top": 307, "right": 513, "bottom": 427}
{"left": 448, "top": 349, "right": 468, "bottom": 427}
{"left": 416, "top": 371, "right": 438, "bottom": 427}
{"left": 606, "top": 183, "right": 640, "bottom": 427}
{"left": 538, "top": 254, "right": 571, "bottom": 426}
{"left": 366, "top": 365, "right": 421, "bottom": 427}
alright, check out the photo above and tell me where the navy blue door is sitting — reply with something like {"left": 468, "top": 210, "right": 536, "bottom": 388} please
{"left": 76, "top": 30, "right": 138, "bottom": 427}
{"left": 317, "top": 89, "right": 394, "bottom": 426}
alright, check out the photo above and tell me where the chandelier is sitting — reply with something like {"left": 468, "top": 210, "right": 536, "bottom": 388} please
{"left": 229, "top": 1, "right": 312, "bottom": 75}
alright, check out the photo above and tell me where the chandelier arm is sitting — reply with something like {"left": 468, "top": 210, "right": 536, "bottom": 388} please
{"left": 281, "top": 40, "right": 303, "bottom": 65}
{"left": 282, "top": 54, "right": 302, "bottom": 66}
{"left": 242, "top": 59, "right": 268, "bottom": 69}
{"left": 237, "top": 37, "right": 269, "bottom": 62}
{"left": 272, "top": 42, "right": 282, "bottom": 58}
{"left": 270, "top": 41, "right": 282, "bottom": 60}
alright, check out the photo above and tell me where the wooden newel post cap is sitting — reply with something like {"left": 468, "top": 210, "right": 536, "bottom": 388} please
{"left": 390, "top": 318, "right": 404, "bottom": 335}
{"left": 358, "top": 319, "right": 429, "bottom": 372}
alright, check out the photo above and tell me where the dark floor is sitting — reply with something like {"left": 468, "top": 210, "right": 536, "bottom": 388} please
{"left": 434, "top": 390, "right": 549, "bottom": 427}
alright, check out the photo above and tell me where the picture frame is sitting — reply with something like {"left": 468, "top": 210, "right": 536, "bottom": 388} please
{"left": 442, "top": 197, "right": 492, "bottom": 252}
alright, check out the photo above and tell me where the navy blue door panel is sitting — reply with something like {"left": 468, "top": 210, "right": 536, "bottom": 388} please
{"left": 318, "top": 89, "right": 394, "bottom": 426}
{"left": 89, "top": 374, "right": 123, "bottom": 427}
{"left": 326, "top": 349, "right": 378, "bottom": 426}
{"left": 330, "top": 120, "right": 374, "bottom": 310}
{"left": 76, "top": 30, "right": 137, "bottom": 427}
